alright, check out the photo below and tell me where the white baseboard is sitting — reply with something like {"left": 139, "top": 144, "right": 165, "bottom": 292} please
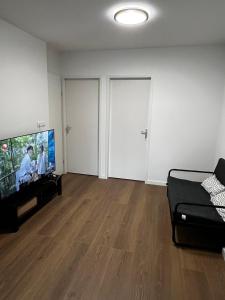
{"left": 97, "top": 176, "right": 166, "bottom": 186}
{"left": 145, "top": 180, "right": 167, "bottom": 186}
{"left": 98, "top": 175, "right": 108, "bottom": 180}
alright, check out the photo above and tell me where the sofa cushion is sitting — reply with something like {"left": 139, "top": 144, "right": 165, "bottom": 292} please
{"left": 211, "top": 191, "right": 225, "bottom": 222}
{"left": 167, "top": 176, "right": 223, "bottom": 223}
{"left": 214, "top": 158, "right": 225, "bottom": 186}
{"left": 201, "top": 174, "right": 225, "bottom": 196}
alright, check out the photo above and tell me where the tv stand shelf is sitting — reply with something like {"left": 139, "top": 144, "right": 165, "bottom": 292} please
{"left": 0, "top": 174, "right": 62, "bottom": 232}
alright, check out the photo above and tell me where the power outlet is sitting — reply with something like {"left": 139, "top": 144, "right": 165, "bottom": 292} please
{"left": 37, "top": 121, "right": 46, "bottom": 130}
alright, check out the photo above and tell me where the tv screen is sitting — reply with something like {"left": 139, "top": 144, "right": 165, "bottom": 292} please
{"left": 0, "top": 129, "right": 55, "bottom": 200}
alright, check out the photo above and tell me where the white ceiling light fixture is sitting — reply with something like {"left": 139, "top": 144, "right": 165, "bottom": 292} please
{"left": 114, "top": 8, "right": 149, "bottom": 25}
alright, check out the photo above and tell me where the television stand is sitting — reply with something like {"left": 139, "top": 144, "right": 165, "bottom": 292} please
{"left": 0, "top": 174, "right": 62, "bottom": 232}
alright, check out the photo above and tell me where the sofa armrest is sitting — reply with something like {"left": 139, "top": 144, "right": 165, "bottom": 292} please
{"left": 168, "top": 169, "right": 213, "bottom": 183}
{"left": 168, "top": 169, "right": 213, "bottom": 178}
{"left": 175, "top": 202, "right": 225, "bottom": 213}
{"left": 174, "top": 202, "right": 225, "bottom": 225}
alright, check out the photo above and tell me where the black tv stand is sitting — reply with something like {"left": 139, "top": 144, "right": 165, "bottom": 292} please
{"left": 0, "top": 174, "right": 62, "bottom": 232}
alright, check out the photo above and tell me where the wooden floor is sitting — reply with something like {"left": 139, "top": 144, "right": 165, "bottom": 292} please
{"left": 0, "top": 174, "right": 225, "bottom": 300}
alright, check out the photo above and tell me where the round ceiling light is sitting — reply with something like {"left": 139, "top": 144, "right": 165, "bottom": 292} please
{"left": 114, "top": 8, "right": 149, "bottom": 25}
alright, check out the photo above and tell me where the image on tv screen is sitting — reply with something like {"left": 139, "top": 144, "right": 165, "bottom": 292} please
{"left": 0, "top": 139, "right": 16, "bottom": 198}
{"left": 11, "top": 130, "right": 55, "bottom": 192}
{"left": 0, "top": 129, "right": 55, "bottom": 199}
{"left": 0, "top": 139, "right": 13, "bottom": 180}
{"left": 0, "top": 130, "right": 56, "bottom": 199}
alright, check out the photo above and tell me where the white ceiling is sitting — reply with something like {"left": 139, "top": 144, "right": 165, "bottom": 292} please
{"left": 0, "top": 0, "right": 225, "bottom": 51}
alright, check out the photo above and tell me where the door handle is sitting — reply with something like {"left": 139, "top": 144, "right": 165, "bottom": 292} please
{"left": 66, "top": 125, "right": 72, "bottom": 134}
{"left": 140, "top": 129, "right": 148, "bottom": 139}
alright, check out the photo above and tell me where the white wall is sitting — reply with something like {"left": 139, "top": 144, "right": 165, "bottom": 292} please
{"left": 0, "top": 18, "right": 63, "bottom": 174}
{"left": 0, "top": 18, "right": 49, "bottom": 139}
{"left": 1, "top": 17, "right": 224, "bottom": 183}
{"left": 62, "top": 46, "right": 225, "bottom": 183}
{"left": 47, "top": 46, "right": 63, "bottom": 174}
{"left": 215, "top": 84, "right": 225, "bottom": 162}
{"left": 47, "top": 46, "right": 61, "bottom": 75}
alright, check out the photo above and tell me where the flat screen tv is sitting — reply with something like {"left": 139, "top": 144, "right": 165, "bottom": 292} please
{"left": 0, "top": 129, "right": 55, "bottom": 200}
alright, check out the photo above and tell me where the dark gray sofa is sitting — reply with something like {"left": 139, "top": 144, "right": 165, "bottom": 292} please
{"left": 167, "top": 158, "right": 225, "bottom": 250}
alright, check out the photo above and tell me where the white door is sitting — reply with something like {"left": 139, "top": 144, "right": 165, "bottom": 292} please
{"left": 65, "top": 79, "right": 99, "bottom": 175}
{"left": 109, "top": 78, "right": 150, "bottom": 181}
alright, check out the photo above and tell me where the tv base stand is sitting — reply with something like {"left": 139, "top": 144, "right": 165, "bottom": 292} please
{"left": 0, "top": 174, "right": 62, "bottom": 232}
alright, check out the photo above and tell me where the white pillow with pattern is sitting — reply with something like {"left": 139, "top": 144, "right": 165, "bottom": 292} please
{"left": 211, "top": 191, "right": 225, "bottom": 221}
{"left": 201, "top": 175, "right": 225, "bottom": 196}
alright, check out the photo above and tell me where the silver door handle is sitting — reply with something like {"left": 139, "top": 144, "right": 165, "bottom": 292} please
{"left": 140, "top": 129, "right": 148, "bottom": 139}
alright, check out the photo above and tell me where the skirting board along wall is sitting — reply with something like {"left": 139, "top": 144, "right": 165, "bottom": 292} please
{"left": 145, "top": 180, "right": 167, "bottom": 186}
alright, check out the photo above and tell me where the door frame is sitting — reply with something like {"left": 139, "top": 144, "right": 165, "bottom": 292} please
{"left": 62, "top": 76, "right": 102, "bottom": 176}
{"left": 62, "top": 74, "right": 153, "bottom": 183}
{"left": 106, "top": 75, "right": 153, "bottom": 183}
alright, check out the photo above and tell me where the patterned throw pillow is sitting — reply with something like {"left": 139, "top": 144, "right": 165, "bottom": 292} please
{"left": 201, "top": 175, "right": 225, "bottom": 196}
{"left": 211, "top": 191, "right": 225, "bottom": 221}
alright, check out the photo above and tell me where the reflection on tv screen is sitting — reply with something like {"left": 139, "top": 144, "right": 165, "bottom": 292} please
{"left": 0, "top": 130, "right": 55, "bottom": 200}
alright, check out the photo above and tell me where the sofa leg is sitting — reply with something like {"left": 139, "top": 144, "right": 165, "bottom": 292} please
{"left": 171, "top": 223, "right": 221, "bottom": 251}
{"left": 172, "top": 223, "right": 178, "bottom": 245}
{"left": 172, "top": 223, "right": 192, "bottom": 248}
